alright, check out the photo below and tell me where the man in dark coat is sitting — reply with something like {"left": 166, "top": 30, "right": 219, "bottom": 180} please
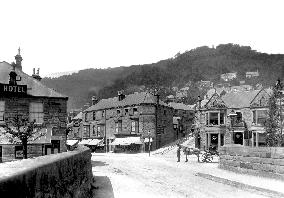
{"left": 177, "top": 144, "right": 181, "bottom": 162}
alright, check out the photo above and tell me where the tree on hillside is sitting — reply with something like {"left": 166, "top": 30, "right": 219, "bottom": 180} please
{"left": 4, "top": 115, "right": 43, "bottom": 159}
{"left": 265, "top": 79, "right": 284, "bottom": 147}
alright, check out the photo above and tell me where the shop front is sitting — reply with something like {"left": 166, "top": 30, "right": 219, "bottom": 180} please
{"left": 110, "top": 135, "right": 143, "bottom": 153}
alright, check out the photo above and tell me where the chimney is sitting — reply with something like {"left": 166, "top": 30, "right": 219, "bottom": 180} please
{"left": 92, "top": 96, "right": 99, "bottom": 105}
{"left": 14, "top": 47, "right": 23, "bottom": 70}
{"left": 32, "top": 68, "right": 42, "bottom": 81}
{"left": 118, "top": 90, "right": 125, "bottom": 101}
{"left": 9, "top": 65, "right": 18, "bottom": 85}
{"left": 197, "top": 96, "right": 202, "bottom": 109}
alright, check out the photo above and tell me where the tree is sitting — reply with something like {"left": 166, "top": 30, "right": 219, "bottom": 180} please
{"left": 3, "top": 115, "right": 43, "bottom": 159}
{"left": 265, "top": 79, "right": 284, "bottom": 147}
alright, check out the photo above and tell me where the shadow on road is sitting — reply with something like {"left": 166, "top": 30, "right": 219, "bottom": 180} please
{"left": 91, "top": 160, "right": 109, "bottom": 167}
{"left": 92, "top": 176, "right": 115, "bottom": 198}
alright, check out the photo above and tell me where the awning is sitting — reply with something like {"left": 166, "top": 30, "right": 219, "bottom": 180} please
{"left": 110, "top": 137, "right": 143, "bottom": 146}
{"left": 66, "top": 139, "right": 79, "bottom": 146}
{"left": 87, "top": 139, "right": 103, "bottom": 146}
{"left": 143, "top": 137, "right": 153, "bottom": 143}
{"left": 78, "top": 139, "right": 91, "bottom": 145}
{"left": 250, "top": 126, "right": 266, "bottom": 133}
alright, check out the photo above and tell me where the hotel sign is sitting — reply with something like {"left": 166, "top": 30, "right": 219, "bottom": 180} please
{"left": 0, "top": 83, "right": 27, "bottom": 96}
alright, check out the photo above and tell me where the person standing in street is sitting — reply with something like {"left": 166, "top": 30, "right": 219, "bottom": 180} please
{"left": 177, "top": 144, "right": 181, "bottom": 162}
{"left": 185, "top": 147, "right": 189, "bottom": 162}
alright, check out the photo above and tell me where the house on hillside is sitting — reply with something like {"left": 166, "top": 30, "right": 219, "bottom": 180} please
{"left": 220, "top": 72, "right": 237, "bottom": 81}
{"left": 82, "top": 91, "right": 176, "bottom": 153}
{"left": 246, "top": 71, "right": 259, "bottom": 78}
{"left": 195, "top": 88, "right": 272, "bottom": 151}
{"left": 168, "top": 102, "right": 195, "bottom": 139}
{"left": 0, "top": 50, "right": 68, "bottom": 162}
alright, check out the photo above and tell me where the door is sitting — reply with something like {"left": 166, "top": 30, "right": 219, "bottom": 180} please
{"left": 234, "top": 132, "right": 243, "bottom": 145}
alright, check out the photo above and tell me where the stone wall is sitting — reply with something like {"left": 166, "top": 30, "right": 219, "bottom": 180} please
{"left": 0, "top": 146, "right": 93, "bottom": 198}
{"left": 219, "top": 144, "right": 284, "bottom": 179}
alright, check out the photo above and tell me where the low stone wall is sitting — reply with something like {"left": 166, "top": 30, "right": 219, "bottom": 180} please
{"left": 219, "top": 144, "right": 284, "bottom": 180}
{"left": 0, "top": 146, "right": 93, "bottom": 198}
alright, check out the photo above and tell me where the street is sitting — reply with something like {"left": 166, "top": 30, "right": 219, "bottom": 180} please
{"left": 91, "top": 153, "right": 272, "bottom": 198}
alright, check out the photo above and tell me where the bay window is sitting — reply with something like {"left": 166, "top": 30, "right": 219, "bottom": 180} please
{"left": 206, "top": 111, "right": 225, "bottom": 126}
{"left": 252, "top": 109, "right": 268, "bottom": 125}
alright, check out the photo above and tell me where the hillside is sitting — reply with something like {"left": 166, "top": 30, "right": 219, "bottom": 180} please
{"left": 42, "top": 44, "right": 284, "bottom": 110}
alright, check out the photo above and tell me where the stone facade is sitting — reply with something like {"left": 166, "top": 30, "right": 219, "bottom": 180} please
{"left": 195, "top": 89, "right": 272, "bottom": 151}
{"left": 81, "top": 92, "right": 176, "bottom": 151}
{"left": 0, "top": 52, "right": 68, "bottom": 162}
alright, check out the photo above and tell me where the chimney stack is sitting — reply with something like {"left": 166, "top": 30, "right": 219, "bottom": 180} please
{"left": 14, "top": 47, "right": 23, "bottom": 70}
{"left": 32, "top": 68, "right": 42, "bottom": 81}
{"left": 118, "top": 90, "right": 125, "bottom": 101}
{"left": 92, "top": 96, "right": 99, "bottom": 105}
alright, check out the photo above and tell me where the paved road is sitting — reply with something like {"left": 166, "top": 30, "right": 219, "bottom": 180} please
{"left": 91, "top": 153, "right": 272, "bottom": 198}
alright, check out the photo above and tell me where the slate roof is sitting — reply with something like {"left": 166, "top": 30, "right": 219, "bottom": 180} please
{"left": 0, "top": 61, "right": 67, "bottom": 98}
{"left": 221, "top": 90, "right": 260, "bottom": 108}
{"left": 85, "top": 92, "right": 168, "bottom": 112}
{"left": 72, "top": 112, "right": 83, "bottom": 120}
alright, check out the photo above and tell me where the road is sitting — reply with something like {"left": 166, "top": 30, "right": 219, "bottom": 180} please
{"left": 91, "top": 153, "right": 272, "bottom": 198}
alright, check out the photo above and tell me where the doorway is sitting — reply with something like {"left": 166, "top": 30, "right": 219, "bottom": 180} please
{"left": 234, "top": 132, "right": 243, "bottom": 145}
{"left": 210, "top": 134, "right": 218, "bottom": 150}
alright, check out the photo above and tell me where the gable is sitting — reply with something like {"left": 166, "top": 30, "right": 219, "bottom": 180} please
{"left": 205, "top": 93, "right": 227, "bottom": 109}
{"left": 250, "top": 89, "right": 270, "bottom": 108}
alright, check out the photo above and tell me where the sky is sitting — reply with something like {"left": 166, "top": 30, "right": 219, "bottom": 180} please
{"left": 0, "top": 0, "right": 283, "bottom": 77}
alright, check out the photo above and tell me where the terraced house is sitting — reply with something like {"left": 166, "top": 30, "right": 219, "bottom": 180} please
{"left": 195, "top": 88, "right": 273, "bottom": 151}
{"left": 82, "top": 92, "right": 175, "bottom": 152}
{"left": 0, "top": 50, "right": 68, "bottom": 162}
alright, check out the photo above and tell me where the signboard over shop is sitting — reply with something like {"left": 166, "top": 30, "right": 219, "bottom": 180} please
{"left": 0, "top": 83, "right": 27, "bottom": 96}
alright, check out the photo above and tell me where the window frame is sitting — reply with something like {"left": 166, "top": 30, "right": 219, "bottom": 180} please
{"left": 206, "top": 111, "right": 226, "bottom": 126}
{"left": 0, "top": 101, "right": 5, "bottom": 121}
{"left": 252, "top": 109, "right": 268, "bottom": 126}
{"left": 29, "top": 102, "right": 44, "bottom": 124}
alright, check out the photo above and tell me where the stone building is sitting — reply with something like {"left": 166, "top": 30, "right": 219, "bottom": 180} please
{"left": 168, "top": 102, "right": 195, "bottom": 139}
{"left": 195, "top": 88, "right": 272, "bottom": 151}
{"left": 82, "top": 92, "right": 175, "bottom": 152}
{"left": 0, "top": 50, "right": 68, "bottom": 162}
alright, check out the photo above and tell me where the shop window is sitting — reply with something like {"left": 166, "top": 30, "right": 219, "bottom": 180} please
{"left": 29, "top": 102, "right": 44, "bottom": 123}
{"left": 252, "top": 109, "right": 268, "bottom": 125}
{"left": 0, "top": 101, "right": 5, "bottom": 121}
{"left": 97, "top": 125, "right": 104, "bottom": 137}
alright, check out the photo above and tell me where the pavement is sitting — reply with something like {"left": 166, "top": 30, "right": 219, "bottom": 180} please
{"left": 153, "top": 153, "right": 284, "bottom": 198}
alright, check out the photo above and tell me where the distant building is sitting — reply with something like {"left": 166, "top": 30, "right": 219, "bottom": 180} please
{"left": 168, "top": 102, "right": 195, "bottom": 139}
{"left": 197, "top": 80, "right": 213, "bottom": 89}
{"left": 246, "top": 71, "right": 259, "bottom": 78}
{"left": 0, "top": 50, "right": 68, "bottom": 162}
{"left": 220, "top": 72, "right": 237, "bottom": 81}
{"left": 82, "top": 92, "right": 176, "bottom": 153}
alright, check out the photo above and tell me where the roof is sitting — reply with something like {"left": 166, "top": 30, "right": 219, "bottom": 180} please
{"left": 85, "top": 92, "right": 169, "bottom": 112}
{"left": 222, "top": 90, "right": 260, "bottom": 108}
{"left": 0, "top": 61, "right": 67, "bottom": 98}
{"left": 72, "top": 112, "right": 83, "bottom": 120}
{"left": 168, "top": 102, "right": 194, "bottom": 111}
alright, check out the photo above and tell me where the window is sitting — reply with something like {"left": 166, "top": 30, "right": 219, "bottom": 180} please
{"left": 252, "top": 109, "right": 268, "bottom": 125}
{"left": 85, "top": 112, "right": 88, "bottom": 122}
{"left": 124, "top": 108, "right": 129, "bottom": 115}
{"left": 115, "top": 121, "right": 122, "bottom": 133}
{"left": 133, "top": 108, "right": 138, "bottom": 115}
{"left": 97, "top": 126, "right": 104, "bottom": 137}
{"left": 209, "top": 112, "right": 218, "bottom": 125}
{"left": 131, "top": 120, "right": 139, "bottom": 133}
{"left": 0, "top": 101, "right": 5, "bottom": 121}
{"left": 92, "top": 126, "right": 96, "bottom": 135}
{"left": 117, "top": 109, "right": 121, "bottom": 115}
{"left": 93, "top": 112, "right": 96, "bottom": 120}
{"left": 83, "top": 125, "right": 90, "bottom": 137}
{"left": 102, "top": 110, "right": 105, "bottom": 117}
{"left": 29, "top": 102, "right": 44, "bottom": 123}
{"left": 206, "top": 111, "right": 226, "bottom": 126}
